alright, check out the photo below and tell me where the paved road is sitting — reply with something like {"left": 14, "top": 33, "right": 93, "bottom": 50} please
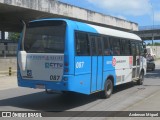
{"left": 0, "top": 61, "right": 160, "bottom": 119}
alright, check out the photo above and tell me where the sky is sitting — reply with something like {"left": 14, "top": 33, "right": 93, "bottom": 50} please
{"left": 58, "top": 0, "right": 160, "bottom": 27}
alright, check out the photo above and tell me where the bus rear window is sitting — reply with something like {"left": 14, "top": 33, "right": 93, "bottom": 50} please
{"left": 24, "top": 21, "right": 66, "bottom": 53}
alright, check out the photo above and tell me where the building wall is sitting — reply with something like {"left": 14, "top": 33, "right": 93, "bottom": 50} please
{"left": 0, "top": 58, "right": 16, "bottom": 71}
{"left": 148, "top": 46, "right": 160, "bottom": 58}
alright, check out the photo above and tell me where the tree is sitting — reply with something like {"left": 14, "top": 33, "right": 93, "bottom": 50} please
{"left": 8, "top": 32, "right": 20, "bottom": 43}
{"left": 154, "top": 42, "right": 160, "bottom": 46}
{"left": 147, "top": 43, "right": 151, "bottom": 46}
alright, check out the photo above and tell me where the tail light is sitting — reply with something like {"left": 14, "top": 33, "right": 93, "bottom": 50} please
{"left": 64, "top": 62, "right": 69, "bottom": 66}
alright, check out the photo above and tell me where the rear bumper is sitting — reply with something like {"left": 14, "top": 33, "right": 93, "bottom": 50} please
{"left": 17, "top": 73, "right": 91, "bottom": 95}
{"left": 18, "top": 75, "right": 69, "bottom": 91}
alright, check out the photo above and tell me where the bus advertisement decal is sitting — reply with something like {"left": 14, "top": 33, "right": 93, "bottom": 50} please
{"left": 20, "top": 54, "right": 64, "bottom": 81}
{"left": 112, "top": 58, "right": 117, "bottom": 66}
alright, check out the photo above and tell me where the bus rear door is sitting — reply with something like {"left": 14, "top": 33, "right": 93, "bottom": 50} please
{"left": 90, "top": 35, "right": 103, "bottom": 92}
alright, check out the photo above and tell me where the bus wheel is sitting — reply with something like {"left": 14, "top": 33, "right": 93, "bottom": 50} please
{"left": 137, "top": 72, "right": 144, "bottom": 85}
{"left": 101, "top": 79, "right": 113, "bottom": 99}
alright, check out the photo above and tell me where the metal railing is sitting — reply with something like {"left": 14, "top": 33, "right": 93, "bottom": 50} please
{"left": 139, "top": 25, "right": 160, "bottom": 31}
{"left": 0, "top": 44, "right": 18, "bottom": 57}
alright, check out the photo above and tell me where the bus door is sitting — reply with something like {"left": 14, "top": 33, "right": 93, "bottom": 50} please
{"left": 90, "top": 36, "right": 103, "bottom": 92}
{"left": 136, "top": 42, "right": 140, "bottom": 77}
{"left": 131, "top": 42, "right": 140, "bottom": 79}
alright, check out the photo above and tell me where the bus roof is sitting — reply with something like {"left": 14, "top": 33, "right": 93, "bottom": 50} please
{"left": 87, "top": 24, "right": 141, "bottom": 41}
{"left": 31, "top": 18, "right": 141, "bottom": 41}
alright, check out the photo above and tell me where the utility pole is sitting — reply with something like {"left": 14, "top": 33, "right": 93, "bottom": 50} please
{"left": 151, "top": 3, "right": 154, "bottom": 47}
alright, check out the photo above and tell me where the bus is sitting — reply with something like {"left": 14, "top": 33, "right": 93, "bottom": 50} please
{"left": 17, "top": 18, "right": 147, "bottom": 98}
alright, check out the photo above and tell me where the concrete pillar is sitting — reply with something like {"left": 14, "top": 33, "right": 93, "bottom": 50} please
{"left": 1, "top": 31, "right": 6, "bottom": 58}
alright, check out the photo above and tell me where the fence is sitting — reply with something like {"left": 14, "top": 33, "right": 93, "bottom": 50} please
{"left": 0, "top": 44, "right": 18, "bottom": 57}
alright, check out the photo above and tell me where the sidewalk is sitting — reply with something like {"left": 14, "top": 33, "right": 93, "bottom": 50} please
{"left": 0, "top": 75, "right": 18, "bottom": 91}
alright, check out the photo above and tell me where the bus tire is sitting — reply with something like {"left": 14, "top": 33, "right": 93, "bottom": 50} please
{"left": 137, "top": 72, "right": 144, "bottom": 85}
{"left": 101, "top": 79, "right": 113, "bottom": 99}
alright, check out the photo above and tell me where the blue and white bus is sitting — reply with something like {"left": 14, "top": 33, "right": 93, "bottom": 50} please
{"left": 17, "top": 18, "right": 147, "bottom": 98}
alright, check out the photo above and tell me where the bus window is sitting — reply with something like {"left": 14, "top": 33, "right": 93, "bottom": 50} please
{"left": 90, "top": 36, "right": 97, "bottom": 56}
{"left": 131, "top": 42, "right": 136, "bottom": 66}
{"left": 121, "top": 39, "right": 131, "bottom": 55}
{"left": 127, "top": 40, "right": 132, "bottom": 55}
{"left": 110, "top": 37, "right": 121, "bottom": 56}
{"left": 136, "top": 42, "right": 140, "bottom": 56}
{"left": 136, "top": 42, "right": 140, "bottom": 66}
{"left": 139, "top": 42, "right": 144, "bottom": 56}
{"left": 75, "top": 32, "right": 90, "bottom": 56}
{"left": 97, "top": 37, "right": 103, "bottom": 56}
{"left": 24, "top": 21, "right": 66, "bottom": 53}
{"left": 103, "top": 37, "right": 112, "bottom": 56}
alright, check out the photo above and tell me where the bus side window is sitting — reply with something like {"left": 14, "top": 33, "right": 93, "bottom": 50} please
{"left": 127, "top": 40, "right": 132, "bottom": 55}
{"left": 139, "top": 42, "right": 144, "bottom": 56}
{"left": 90, "top": 36, "right": 97, "bottom": 56}
{"left": 121, "top": 39, "right": 131, "bottom": 56}
{"left": 97, "top": 37, "right": 103, "bottom": 56}
{"left": 110, "top": 37, "right": 121, "bottom": 56}
{"left": 136, "top": 42, "right": 140, "bottom": 56}
{"left": 131, "top": 42, "right": 136, "bottom": 66}
{"left": 75, "top": 32, "right": 90, "bottom": 56}
{"left": 103, "top": 37, "right": 112, "bottom": 56}
{"left": 121, "top": 39, "right": 125, "bottom": 55}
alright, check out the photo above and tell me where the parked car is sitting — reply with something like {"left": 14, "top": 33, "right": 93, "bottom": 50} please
{"left": 146, "top": 55, "right": 155, "bottom": 71}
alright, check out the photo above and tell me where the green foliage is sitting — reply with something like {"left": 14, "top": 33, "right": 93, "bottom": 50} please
{"left": 147, "top": 42, "right": 160, "bottom": 46}
{"left": 147, "top": 43, "right": 151, "bottom": 46}
{"left": 154, "top": 42, "right": 160, "bottom": 46}
{"left": 8, "top": 32, "right": 20, "bottom": 43}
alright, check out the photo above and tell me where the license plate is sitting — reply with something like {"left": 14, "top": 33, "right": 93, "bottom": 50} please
{"left": 35, "top": 84, "right": 45, "bottom": 89}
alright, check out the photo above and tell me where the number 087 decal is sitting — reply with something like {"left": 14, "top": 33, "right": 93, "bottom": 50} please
{"left": 50, "top": 75, "right": 60, "bottom": 81}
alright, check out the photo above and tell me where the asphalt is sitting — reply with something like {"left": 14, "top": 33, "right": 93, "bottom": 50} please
{"left": 0, "top": 75, "right": 17, "bottom": 91}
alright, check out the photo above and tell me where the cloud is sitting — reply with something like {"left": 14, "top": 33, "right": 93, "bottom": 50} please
{"left": 87, "top": 0, "right": 152, "bottom": 16}
{"left": 154, "top": 11, "right": 160, "bottom": 22}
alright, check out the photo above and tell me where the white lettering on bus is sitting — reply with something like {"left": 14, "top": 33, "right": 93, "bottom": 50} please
{"left": 76, "top": 62, "right": 84, "bottom": 68}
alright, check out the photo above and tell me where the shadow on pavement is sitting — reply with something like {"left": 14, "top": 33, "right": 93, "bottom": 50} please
{"left": 0, "top": 90, "right": 99, "bottom": 111}
{"left": 113, "top": 82, "right": 135, "bottom": 94}
{"left": 0, "top": 83, "right": 137, "bottom": 111}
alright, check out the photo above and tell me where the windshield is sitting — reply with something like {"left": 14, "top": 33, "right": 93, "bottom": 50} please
{"left": 24, "top": 20, "right": 66, "bottom": 53}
